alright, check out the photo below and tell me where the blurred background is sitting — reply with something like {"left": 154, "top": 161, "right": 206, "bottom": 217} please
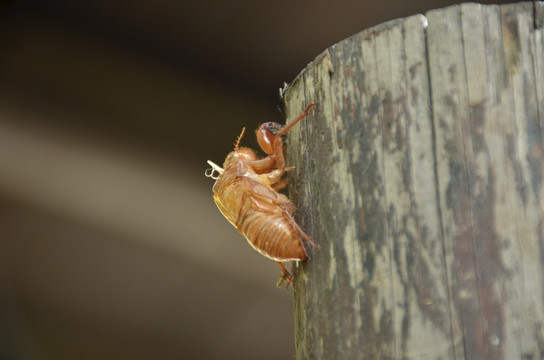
{"left": 0, "top": 0, "right": 512, "bottom": 359}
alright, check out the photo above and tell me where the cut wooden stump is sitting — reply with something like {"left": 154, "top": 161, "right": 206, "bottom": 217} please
{"left": 283, "top": 2, "right": 544, "bottom": 359}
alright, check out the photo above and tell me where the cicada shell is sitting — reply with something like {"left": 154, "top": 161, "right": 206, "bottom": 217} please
{"left": 205, "top": 103, "right": 317, "bottom": 287}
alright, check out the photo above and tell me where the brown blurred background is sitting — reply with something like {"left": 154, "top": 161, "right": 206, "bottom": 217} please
{"left": 0, "top": 1, "right": 513, "bottom": 359}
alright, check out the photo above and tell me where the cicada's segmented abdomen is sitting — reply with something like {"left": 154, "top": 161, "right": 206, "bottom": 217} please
{"left": 240, "top": 211, "right": 307, "bottom": 261}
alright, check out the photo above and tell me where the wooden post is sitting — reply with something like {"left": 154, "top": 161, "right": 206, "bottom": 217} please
{"left": 284, "top": 2, "right": 544, "bottom": 359}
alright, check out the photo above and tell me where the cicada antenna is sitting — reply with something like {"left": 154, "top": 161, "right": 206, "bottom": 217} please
{"left": 234, "top": 127, "right": 246, "bottom": 150}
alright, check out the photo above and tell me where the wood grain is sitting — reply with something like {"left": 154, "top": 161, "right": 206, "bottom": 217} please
{"left": 284, "top": 2, "right": 544, "bottom": 359}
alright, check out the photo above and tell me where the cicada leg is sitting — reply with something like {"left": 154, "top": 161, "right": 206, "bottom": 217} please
{"left": 271, "top": 177, "right": 289, "bottom": 191}
{"left": 262, "top": 166, "right": 294, "bottom": 191}
{"left": 276, "top": 262, "right": 293, "bottom": 289}
{"left": 273, "top": 102, "right": 316, "bottom": 169}
{"left": 246, "top": 155, "right": 277, "bottom": 174}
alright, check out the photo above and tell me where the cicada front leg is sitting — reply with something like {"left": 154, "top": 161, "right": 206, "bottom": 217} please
{"left": 256, "top": 103, "right": 317, "bottom": 170}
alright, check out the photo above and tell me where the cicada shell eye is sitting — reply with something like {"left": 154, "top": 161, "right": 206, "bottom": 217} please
{"left": 223, "top": 148, "right": 256, "bottom": 168}
{"left": 237, "top": 147, "right": 257, "bottom": 160}
{"left": 256, "top": 122, "right": 285, "bottom": 155}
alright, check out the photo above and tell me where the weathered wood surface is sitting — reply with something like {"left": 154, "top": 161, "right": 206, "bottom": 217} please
{"left": 283, "top": 2, "right": 544, "bottom": 359}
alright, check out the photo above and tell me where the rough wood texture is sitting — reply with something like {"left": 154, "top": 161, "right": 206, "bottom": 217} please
{"left": 283, "top": 2, "right": 544, "bottom": 359}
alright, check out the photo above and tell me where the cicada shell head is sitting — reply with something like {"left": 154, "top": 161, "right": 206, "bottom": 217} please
{"left": 223, "top": 147, "right": 257, "bottom": 169}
